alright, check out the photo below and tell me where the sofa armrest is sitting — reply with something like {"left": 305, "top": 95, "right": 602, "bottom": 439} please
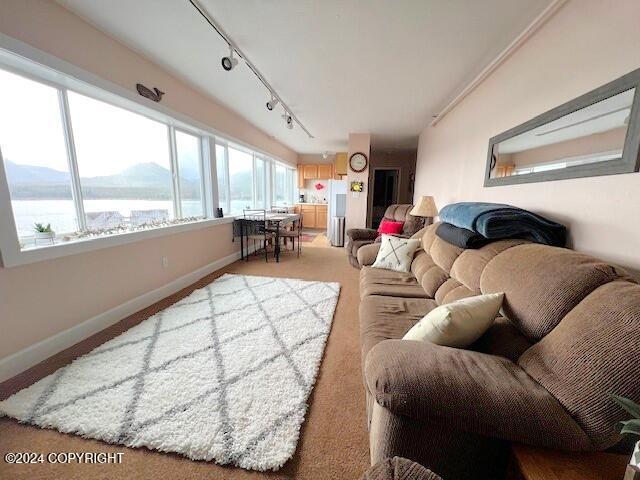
{"left": 357, "top": 243, "right": 381, "bottom": 267}
{"left": 347, "top": 228, "right": 379, "bottom": 242}
{"left": 365, "top": 339, "right": 592, "bottom": 450}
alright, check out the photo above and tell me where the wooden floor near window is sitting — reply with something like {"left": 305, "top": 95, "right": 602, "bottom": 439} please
{"left": 0, "top": 242, "right": 368, "bottom": 480}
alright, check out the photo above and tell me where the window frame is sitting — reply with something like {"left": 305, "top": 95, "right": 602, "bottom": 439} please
{"left": 0, "top": 35, "right": 295, "bottom": 268}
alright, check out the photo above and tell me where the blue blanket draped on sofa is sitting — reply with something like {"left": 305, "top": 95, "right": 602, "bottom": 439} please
{"left": 439, "top": 202, "right": 567, "bottom": 247}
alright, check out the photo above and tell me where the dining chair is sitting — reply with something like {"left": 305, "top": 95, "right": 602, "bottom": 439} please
{"left": 278, "top": 213, "right": 303, "bottom": 257}
{"left": 243, "top": 209, "right": 273, "bottom": 262}
{"left": 270, "top": 205, "right": 291, "bottom": 214}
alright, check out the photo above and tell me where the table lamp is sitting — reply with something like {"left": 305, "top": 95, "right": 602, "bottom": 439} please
{"left": 410, "top": 196, "right": 438, "bottom": 225}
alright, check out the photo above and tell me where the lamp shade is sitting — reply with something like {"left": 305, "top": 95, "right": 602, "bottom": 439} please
{"left": 410, "top": 196, "right": 438, "bottom": 217}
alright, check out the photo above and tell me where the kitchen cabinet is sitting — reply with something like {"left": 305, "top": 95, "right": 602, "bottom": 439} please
{"left": 301, "top": 205, "right": 317, "bottom": 228}
{"left": 316, "top": 205, "right": 328, "bottom": 228}
{"left": 317, "top": 164, "right": 333, "bottom": 179}
{"left": 297, "top": 204, "right": 327, "bottom": 229}
{"left": 334, "top": 152, "right": 348, "bottom": 177}
{"left": 297, "top": 163, "right": 336, "bottom": 187}
{"left": 303, "top": 164, "right": 318, "bottom": 179}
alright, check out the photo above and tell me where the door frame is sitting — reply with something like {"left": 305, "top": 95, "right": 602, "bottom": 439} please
{"left": 367, "top": 167, "right": 401, "bottom": 228}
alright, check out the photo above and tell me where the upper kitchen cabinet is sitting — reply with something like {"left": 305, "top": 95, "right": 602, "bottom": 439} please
{"left": 303, "top": 164, "right": 318, "bottom": 179}
{"left": 297, "top": 162, "right": 336, "bottom": 187}
{"left": 317, "top": 164, "right": 333, "bottom": 179}
{"left": 334, "top": 152, "right": 347, "bottom": 177}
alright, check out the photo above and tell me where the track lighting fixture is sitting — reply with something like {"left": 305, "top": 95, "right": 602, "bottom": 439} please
{"left": 266, "top": 95, "right": 279, "bottom": 111}
{"left": 283, "top": 113, "right": 293, "bottom": 130}
{"left": 221, "top": 46, "right": 238, "bottom": 71}
{"left": 189, "top": 0, "right": 313, "bottom": 137}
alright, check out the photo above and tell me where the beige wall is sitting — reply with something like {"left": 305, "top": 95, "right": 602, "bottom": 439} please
{"left": 345, "top": 133, "right": 371, "bottom": 232}
{"left": 0, "top": 0, "right": 298, "bottom": 362}
{"left": 415, "top": 0, "right": 640, "bottom": 269}
{"left": 0, "top": 224, "right": 237, "bottom": 359}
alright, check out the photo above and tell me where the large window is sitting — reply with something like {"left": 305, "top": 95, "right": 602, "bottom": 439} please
{"left": 228, "top": 146, "right": 253, "bottom": 214}
{"left": 175, "top": 130, "right": 204, "bottom": 217}
{"left": 0, "top": 53, "right": 296, "bottom": 259}
{"left": 68, "top": 91, "right": 175, "bottom": 229}
{"left": 254, "top": 156, "right": 266, "bottom": 209}
{"left": 273, "top": 162, "right": 296, "bottom": 206}
{"left": 215, "top": 143, "right": 228, "bottom": 212}
{"left": 0, "top": 66, "right": 208, "bottom": 247}
{"left": 0, "top": 69, "right": 77, "bottom": 237}
{"left": 215, "top": 142, "right": 296, "bottom": 215}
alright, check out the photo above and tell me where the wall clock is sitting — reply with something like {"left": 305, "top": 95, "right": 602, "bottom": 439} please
{"left": 349, "top": 152, "right": 368, "bottom": 172}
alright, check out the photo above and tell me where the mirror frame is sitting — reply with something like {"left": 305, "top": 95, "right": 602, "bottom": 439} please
{"left": 484, "top": 68, "right": 640, "bottom": 187}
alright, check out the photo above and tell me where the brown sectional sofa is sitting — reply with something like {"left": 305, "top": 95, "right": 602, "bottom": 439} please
{"left": 358, "top": 223, "right": 640, "bottom": 480}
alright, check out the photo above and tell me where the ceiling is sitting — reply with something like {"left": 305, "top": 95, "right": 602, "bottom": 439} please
{"left": 57, "top": 0, "right": 553, "bottom": 154}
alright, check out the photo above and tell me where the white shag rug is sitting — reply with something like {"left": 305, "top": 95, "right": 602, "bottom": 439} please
{"left": 0, "top": 274, "right": 340, "bottom": 471}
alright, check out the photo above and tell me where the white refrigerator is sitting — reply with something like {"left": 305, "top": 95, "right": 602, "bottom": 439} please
{"left": 327, "top": 180, "right": 347, "bottom": 246}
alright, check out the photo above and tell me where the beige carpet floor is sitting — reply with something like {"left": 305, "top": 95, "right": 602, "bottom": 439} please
{"left": 0, "top": 237, "right": 368, "bottom": 480}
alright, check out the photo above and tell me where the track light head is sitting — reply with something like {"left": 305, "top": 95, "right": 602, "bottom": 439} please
{"left": 266, "top": 96, "right": 279, "bottom": 111}
{"left": 221, "top": 47, "right": 238, "bottom": 71}
{"left": 282, "top": 113, "right": 293, "bottom": 129}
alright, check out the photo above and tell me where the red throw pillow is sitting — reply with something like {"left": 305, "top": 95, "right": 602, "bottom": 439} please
{"left": 378, "top": 219, "right": 404, "bottom": 236}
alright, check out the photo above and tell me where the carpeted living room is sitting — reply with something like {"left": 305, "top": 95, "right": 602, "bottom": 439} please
{"left": 1, "top": 1, "right": 640, "bottom": 480}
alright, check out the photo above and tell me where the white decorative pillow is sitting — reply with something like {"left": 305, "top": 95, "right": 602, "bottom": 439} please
{"left": 403, "top": 293, "right": 504, "bottom": 348}
{"left": 371, "top": 234, "right": 421, "bottom": 273}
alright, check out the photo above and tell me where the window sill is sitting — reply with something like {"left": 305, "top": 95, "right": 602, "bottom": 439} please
{"left": 1, "top": 217, "right": 234, "bottom": 269}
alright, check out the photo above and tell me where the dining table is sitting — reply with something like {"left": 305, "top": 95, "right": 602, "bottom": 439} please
{"left": 233, "top": 212, "right": 301, "bottom": 262}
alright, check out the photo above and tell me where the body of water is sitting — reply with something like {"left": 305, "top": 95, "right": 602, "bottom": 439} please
{"left": 11, "top": 199, "right": 204, "bottom": 238}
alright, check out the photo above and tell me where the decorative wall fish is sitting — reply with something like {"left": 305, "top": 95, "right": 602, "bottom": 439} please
{"left": 136, "top": 83, "right": 165, "bottom": 103}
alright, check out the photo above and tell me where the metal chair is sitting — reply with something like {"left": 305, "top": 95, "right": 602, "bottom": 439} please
{"left": 270, "top": 205, "right": 292, "bottom": 213}
{"left": 243, "top": 209, "right": 274, "bottom": 262}
{"left": 278, "top": 213, "right": 303, "bottom": 257}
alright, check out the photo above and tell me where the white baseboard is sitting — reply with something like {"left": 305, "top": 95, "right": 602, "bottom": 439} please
{"left": 0, "top": 248, "right": 253, "bottom": 383}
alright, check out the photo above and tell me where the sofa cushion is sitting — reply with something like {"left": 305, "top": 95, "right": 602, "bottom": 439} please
{"left": 429, "top": 236, "right": 464, "bottom": 273}
{"left": 421, "top": 223, "right": 438, "bottom": 252}
{"left": 449, "top": 239, "right": 528, "bottom": 292}
{"left": 360, "top": 295, "right": 437, "bottom": 360}
{"left": 360, "top": 266, "right": 429, "bottom": 299}
{"left": 470, "top": 316, "right": 531, "bottom": 362}
{"left": 357, "top": 243, "right": 381, "bottom": 267}
{"left": 362, "top": 456, "right": 442, "bottom": 480}
{"left": 519, "top": 280, "right": 640, "bottom": 449}
{"left": 480, "top": 244, "right": 628, "bottom": 341}
{"left": 365, "top": 340, "right": 591, "bottom": 450}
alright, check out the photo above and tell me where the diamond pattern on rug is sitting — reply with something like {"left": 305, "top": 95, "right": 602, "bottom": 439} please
{"left": 0, "top": 274, "right": 340, "bottom": 471}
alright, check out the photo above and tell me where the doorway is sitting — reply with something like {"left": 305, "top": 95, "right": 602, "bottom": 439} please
{"left": 371, "top": 168, "right": 400, "bottom": 229}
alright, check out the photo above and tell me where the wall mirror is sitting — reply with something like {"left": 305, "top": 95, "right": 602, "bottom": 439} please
{"left": 485, "top": 68, "right": 640, "bottom": 186}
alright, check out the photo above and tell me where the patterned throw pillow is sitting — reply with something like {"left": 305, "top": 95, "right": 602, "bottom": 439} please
{"left": 372, "top": 234, "right": 421, "bottom": 273}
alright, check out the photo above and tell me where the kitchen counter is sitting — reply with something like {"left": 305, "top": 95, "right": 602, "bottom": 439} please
{"left": 294, "top": 203, "right": 328, "bottom": 229}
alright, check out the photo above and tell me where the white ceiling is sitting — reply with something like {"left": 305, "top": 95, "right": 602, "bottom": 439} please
{"left": 57, "top": 0, "right": 552, "bottom": 154}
